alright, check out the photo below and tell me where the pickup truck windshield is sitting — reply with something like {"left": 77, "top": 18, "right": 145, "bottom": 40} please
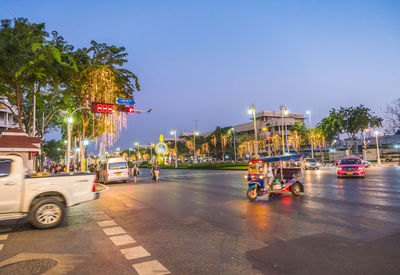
{"left": 109, "top": 162, "right": 127, "bottom": 170}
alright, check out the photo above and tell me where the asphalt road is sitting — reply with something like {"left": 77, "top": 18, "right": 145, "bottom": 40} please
{"left": 1, "top": 166, "right": 400, "bottom": 274}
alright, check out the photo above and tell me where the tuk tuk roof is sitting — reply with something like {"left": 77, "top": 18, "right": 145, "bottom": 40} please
{"left": 255, "top": 154, "right": 302, "bottom": 163}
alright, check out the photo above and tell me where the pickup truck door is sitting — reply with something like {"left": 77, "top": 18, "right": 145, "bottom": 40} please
{"left": 0, "top": 159, "right": 22, "bottom": 213}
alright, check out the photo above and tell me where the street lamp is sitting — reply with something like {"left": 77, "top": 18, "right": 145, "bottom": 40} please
{"left": 280, "top": 105, "right": 287, "bottom": 155}
{"left": 128, "top": 147, "right": 133, "bottom": 161}
{"left": 170, "top": 130, "right": 178, "bottom": 168}
{"left": 395, "top": 144, "right": 400, "bottom": 165}
{"left": 231, "top": 128, "right": 237, "bottom": 162}
{"left": 83, "top": 139, "right": 89, "bottom": 172}
{"left": 284, "top": 109, "right": 290, "bottom": 154}
{"left": 306, "top": 110, "right": 312, "bottom": 128}
{"left": 193, "top": 130, "right": 199, "bottom": 163}
{"left": 248, "top": 104, "right": 258, "bottom": 158}
{"left": 65, "top": 106, "right": 90, "bottom": 173}
{"left": 135, "top": 142, "right": 140, "bottom": 162}
{"left": 375, "top": 131, "right": 381, "bottom": 165}
{"left": 362, "top": 128, "right": 369, "bottom": 161}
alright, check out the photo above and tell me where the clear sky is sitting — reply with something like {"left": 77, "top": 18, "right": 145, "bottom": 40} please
{"left": 1, "top": 0, "right": 399, "bottom": 150}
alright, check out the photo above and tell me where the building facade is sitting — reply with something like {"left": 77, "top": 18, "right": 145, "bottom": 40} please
{"left": 0, "top": 97, "right": 18, "bottom": 133}
{"left": 232, "top": 111, "right": 306, "bottom": 139}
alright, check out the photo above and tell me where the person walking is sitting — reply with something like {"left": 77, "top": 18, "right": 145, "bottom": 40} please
{"left": 132, "top": 164, "right": 139, "bottom": 184}
{"left": 153, "top": 162, "right": 161, "bottom": 182}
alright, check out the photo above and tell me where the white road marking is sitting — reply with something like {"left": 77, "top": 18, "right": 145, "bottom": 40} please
{"left": 103, "top": 226, "right": 126, "bottom": 236}
{"left": 93, "top": 210, "right": 105, "bottom": 215}
{"left": 109, "top": 234, "right": 136, "bottom": 246}
{"left": 0, "top": 244, "right": 3, "bottom": 251}
{"left": 93, "top": 214, "right": 111, "bottom": 221}
{"left": 0, "top": 235, "right": 8, "bottom": 241}
{"left": 97, "top": 220, "right": 117, "bottom": 227}
{"left": 120, "top": 246, "right": 151, "bottom": 260}
{"left": 132, "top": 260, "right": 170, "bottom": 275}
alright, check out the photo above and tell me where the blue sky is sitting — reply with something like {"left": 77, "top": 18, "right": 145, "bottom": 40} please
{"left": 1, "top": 0, "right": 399, "bottom": 150}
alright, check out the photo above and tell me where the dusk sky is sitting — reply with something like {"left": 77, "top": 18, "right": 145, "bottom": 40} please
{"left": 1, "top": 0, "right": 399, "bottom": 150}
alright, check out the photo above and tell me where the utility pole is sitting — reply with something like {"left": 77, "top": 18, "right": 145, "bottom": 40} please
{"left": 375, "top": 131, "right": 381, "bottom": 165}
{"left": 32, "top": 83, "right": 37, "bottom": 137}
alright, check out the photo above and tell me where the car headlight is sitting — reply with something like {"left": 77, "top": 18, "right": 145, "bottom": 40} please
{"left": 337, "top": 167, "right": 342, "bottom": 171}
{"left": 357, "top": 167, "right": 363, "bottom": 170}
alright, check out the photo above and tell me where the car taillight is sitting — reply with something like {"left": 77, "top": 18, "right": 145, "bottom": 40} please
{"left": 92, "top": 184, "right": 96, "bottom": 192}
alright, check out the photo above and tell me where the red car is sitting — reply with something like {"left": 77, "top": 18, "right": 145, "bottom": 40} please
{"left": 336, "top": 157, "right": 365, "bottom": 177}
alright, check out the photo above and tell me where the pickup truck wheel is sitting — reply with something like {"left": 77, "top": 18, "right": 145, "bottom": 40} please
{"left": 29, "top": 198, "right": 65, "bottom": 229}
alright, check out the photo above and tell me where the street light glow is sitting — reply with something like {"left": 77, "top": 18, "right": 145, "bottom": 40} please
{"left": 306, "top": 110, "right": 311, "bottom": 114}
{"left": 83, "top": 139, "right": 89, "bottom": 146}
{"left": 248, "top": 108, "right": 253, "bottom": 115}
{"left": 67, "top": 117, "right": 73, "bottom": 123}
{"left": 375, "top": 131, "right": 379, "bottom": 136}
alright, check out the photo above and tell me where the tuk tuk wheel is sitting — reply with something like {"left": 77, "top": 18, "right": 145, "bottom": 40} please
{"left": 291, "top": 183, "right": 301, "bottom": 196}
{"left": 247, "top": 188, "right": 257, "bottom": 201}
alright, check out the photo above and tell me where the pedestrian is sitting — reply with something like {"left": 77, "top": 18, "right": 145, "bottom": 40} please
{"left": 153, "top": 162, "right": 161, "bottom": 182}
{"left": 132, "top": 164, "right": 139, "bottom": 184}
{"left": 266, "top": 163, "right": 274, "bottom": 187}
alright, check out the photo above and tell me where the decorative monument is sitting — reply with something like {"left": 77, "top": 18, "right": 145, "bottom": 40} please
{"left": 154, "top": 135, "right": 168, "bottom": 165}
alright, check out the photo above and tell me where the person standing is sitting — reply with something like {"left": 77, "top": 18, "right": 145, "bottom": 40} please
{"left": 132, "top": 164, "right": 139, "bottom": 184}
{"left": 153, "top": 162, "right": 161, "bottom": 182}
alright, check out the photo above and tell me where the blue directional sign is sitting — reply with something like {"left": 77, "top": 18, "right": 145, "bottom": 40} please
{"left": 115, "top": 98, "right": 135, "bottom": 105}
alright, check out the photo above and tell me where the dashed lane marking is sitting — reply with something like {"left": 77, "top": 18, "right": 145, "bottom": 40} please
{"left": 103, "top": 226, "right": 126, "bottom": 236}
{"left": 132, "top": 260, "right": 170, "bottom": 275}
{"left": 109, "top": 234, "right": 136, "bottom": 246}
{"left": 97, "top": 220, "right": 117, "bottom": 227}
{"left": 120, "top": 246, "right": 151, "bottom": 260}
{"left": 0, "top": 235, "right": 8, "bottom": 241}
{"left": 93, "top": 214, "right": 111, "bottom": 221}
{"left": 93, "top": 210, "right": 105, "bottom": 215}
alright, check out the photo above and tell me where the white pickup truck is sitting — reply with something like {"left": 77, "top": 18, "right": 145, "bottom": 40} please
{"left": 0, "top": 156, "right": 100, "bottom": 229}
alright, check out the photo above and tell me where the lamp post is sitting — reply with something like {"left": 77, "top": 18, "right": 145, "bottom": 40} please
{"left": 231, "top": 128, "right": 237, "bottom": 162}
{"left": 248, "top": 104, "right": 258, "bottom": 158}
{"left": 83, "top": 139, "right": 89, "bottom": 172}
{"left": 284, "top": 109, "right": 290, "bottom": 154}
{"left": 65, "top": 106, "right": 90, "bottom": 173}
{"left": 306, "top": 110, "right": 312, "bottom": 127}
{"left": 362, "top": 128, "right": 369, "bottom": 161}
{"left": 375, "top": 131, "right": 381, "bottom": 165}
{"left": 395, "top": 144, "right": 400, "bottom": 165}
{"left": 150, "top": 143, "right": 154, "bottom": 164}
{"left": 128, "top": 147, "right": 133, "bottom": 161}
{"left": 135, "top": 142, "right": 140, "bottom": 163}
{"left": 170, "top": 130, "right": 178, "bottom": 168}
{"left": 280, "top": 105, "right": 287, "bottom": 154}
{"left": 193, "top": 130, "right": 199, "bottom": 163}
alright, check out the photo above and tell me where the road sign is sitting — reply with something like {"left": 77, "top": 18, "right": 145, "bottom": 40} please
{"left": 115, "top": 98, "right": 135, "bottom": 105}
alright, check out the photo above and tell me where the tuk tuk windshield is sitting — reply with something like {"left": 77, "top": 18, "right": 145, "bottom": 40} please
{"left": 248, "top": 161, "right": 265, "bottom": 174}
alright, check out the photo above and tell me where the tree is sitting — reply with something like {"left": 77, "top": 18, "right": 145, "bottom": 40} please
{"left": 220, "top": 134, "right": 228, "bottom": 160}
{"left": 271, "top": 134, "right": 281, "bottom": 154}
{"left": 320, "top": 105, "right": 382, "bottom": 152}
{"left": 385, "top": 98, "right": 400, "bottom": 134}
{"left": 288, "top": 130, "right": 301, "bottom": 153}
{"left": 42, "top": 139, "right": 64, "bottom": 162}
{"left": 290, "top": 122, "right": 308, "bottom": 147}
{"left": 185, "top": 140, "right": 194, "bottom": 155}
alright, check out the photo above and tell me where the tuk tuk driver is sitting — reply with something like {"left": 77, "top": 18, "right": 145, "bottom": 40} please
{"left": 266, "top": 163, "right": 275, "bottom": 187}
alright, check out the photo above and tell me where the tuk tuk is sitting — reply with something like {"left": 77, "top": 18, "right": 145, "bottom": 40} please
{"left": 245, "top": 154, "right": 304, "bottom": 201}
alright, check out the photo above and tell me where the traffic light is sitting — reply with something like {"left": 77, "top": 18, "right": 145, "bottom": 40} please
{"left": 92, "top": 103, "right": 114, "bottom": 113}
{"left": 126, "top": 106, "right": 134, "bottom": 113}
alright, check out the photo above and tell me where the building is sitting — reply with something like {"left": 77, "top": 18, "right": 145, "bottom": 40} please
{"left": 231, "top": 111, "right": 306, "bottom": 139}
{"left": 0, "top": 97, "right": 19, "bottom": 133}
{"left": 0, "top": 128, "right": 41, "bottom": 173}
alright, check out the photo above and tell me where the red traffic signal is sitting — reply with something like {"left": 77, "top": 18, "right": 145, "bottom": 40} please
{"left": 126, "top": 106, "right": 134, "bottom": 113}
{"left": 92, "top": 103, "right": 114, "bottom": 113}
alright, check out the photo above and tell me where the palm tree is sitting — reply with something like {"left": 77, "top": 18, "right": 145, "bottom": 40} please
{"left": 185, "top": 140, "right": 194, "bottom": 156}
{"left": 220, "top": 134, "right": 228, "bottom": 160}
{"left": 201, "top": 142, "right": 210, "bottom": 157}
{"left": 271, "top": 134, "right": 282, "bottom": 155}
{"left": 210, "top": 134, "right": 217, "bottom": 158}
{"left": 288, "top": 130, "right": 301, "bottom": 153}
